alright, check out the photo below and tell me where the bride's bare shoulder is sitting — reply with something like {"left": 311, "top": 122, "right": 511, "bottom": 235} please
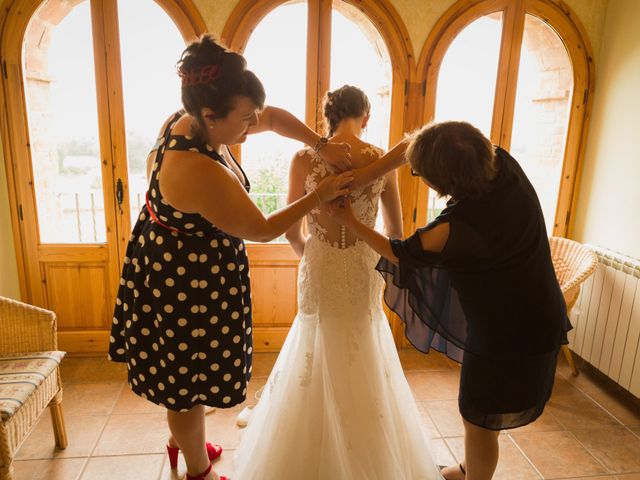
{"left": 291, "top": 147, "right": 319, "bottom": 169}
{"left": 294, "top": 147, "right": 314, "bottom": 160}
{"left": 289, "top": 148, "right": 316, "bottom": 179}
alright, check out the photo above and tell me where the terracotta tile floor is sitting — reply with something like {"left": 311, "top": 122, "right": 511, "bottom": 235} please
{"left": 10, "top": 350, "right": 640, "bottom": 480}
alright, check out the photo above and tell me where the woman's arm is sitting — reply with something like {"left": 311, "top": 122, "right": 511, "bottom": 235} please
{"left": 352, "top": 138, "right": 409, "bottom": 189}
{"left": 330, "top": 198, "right": 397, "bottom": 261}
{"left": 161, "top": 151, "right": 352, "bottom": 243}
{"left": 250, "top": 106, "right": 352, "bottom": 171}
{"left": 379, "top": 169, "right": 403, "bottom": 239}
{"left": 284, "top": 152, "right": 309, "bottom": 257}
{"left": 331, "top": 199, "right": 449, "bottom": 264}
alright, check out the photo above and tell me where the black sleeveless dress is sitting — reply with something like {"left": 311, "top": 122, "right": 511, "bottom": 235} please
{"left": 377, "top": 147, "right": 570, "bottom": 430}
{"left": 109, "top": 112, "right": 253, "bottom": 411}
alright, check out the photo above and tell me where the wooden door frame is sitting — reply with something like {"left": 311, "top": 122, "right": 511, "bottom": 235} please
{"left": 222, "top": 0, "right": 417, "bottom": 347}
{"left": 0, "top": 0, "right": 204, "bottom": 353}
{"left": 415, "top": 0, "right": 595, "bottom": 238}
{"left": 523, "top": 0, "right": 595, "bottom": 238}
{"left": 0, "top": 0, "right": 204, "bottom": 300}
{"left": 222, "top": 0, "right": 414, "bottom": 147}
{"left": 0, "top": 0, "right": 52, "bottom": 304}
{"left": 89, "top": 0, "right": 205, "bottom": 263}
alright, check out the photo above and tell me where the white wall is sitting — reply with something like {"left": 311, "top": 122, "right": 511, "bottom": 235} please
{"left": 572, "top": 0, "right": 640, "bottom": 258}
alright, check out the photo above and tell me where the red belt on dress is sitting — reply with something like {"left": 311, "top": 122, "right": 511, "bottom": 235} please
{"left": 145, "top": 191, "right": 188, "bottom": 235}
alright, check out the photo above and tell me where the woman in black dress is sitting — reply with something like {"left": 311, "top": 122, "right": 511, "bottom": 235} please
{"left": 108, "top": 35, "right": 352, "bottom": 480}
{"left": 332, "top": 121, "right": 569, "bottom": 480}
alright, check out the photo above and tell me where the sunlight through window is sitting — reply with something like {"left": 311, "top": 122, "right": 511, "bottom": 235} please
{"left": 118, "top": 0, "right": 186, "bottom": 222}
{"left": 241, "top": 2, "right": 308, "bottom": 243}
{"left": 330, "top": 3, "right": 392, "bottom": 149}
{"left": 435, "top": 13, "right": 502, "bottom": 137}
{"left": 23, "top": 0, "right": 104, "bottom": 243}
{"left": 510, "top": 14, "right": 573, "bottom": 233}
{"left": 330, "top": 3, "right": 392, "bottom": 233}
{"left": 429, "top": 13, "right": 503, "bottom": 222}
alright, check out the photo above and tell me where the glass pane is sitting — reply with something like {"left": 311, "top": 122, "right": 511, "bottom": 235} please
{"left": 430, "top": 13, "right": 503, "bottom": 222}
{"left": 330, "top": 3, "right": 393, "bottom": 232}
{"left": 118, "top": 0, "right": 185, "bottom": 224}
{"left": 435, "top": 13, "right": 502, "bottom": 136}
{"left": 242, "top": 1, "right": 308, "bottom": 242}
{"left": 23, "top": 0, "right": 105, "bottom": 243}
{"left": 510, "top": 14, "right": 573, "bottom": 234}
{"left": 330, "top": 3, "right": 392, "bottom": 149}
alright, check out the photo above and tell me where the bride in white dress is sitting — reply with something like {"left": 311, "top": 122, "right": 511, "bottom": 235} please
{"left": 233, "top": 86, "right": 441, "bottom": 480}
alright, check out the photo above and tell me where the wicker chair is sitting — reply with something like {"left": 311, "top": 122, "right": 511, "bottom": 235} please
{"left": 549, "top": 237, "right": 599, "bottom": 376}
{"left": 0, "top": 296, "right": 67, "bottom": 480}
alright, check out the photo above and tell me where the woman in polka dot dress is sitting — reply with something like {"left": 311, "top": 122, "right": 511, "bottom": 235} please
{"left": 108, "top": 35, "right": 352, "bottom": 480}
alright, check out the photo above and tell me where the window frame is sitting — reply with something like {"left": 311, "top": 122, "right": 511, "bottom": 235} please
{"left": 221, "top": 0, "right": 416, "bottom": 344}
{"left": 0, "top": 0, "right": 205, "bottom": 302}
{"left": 221, "top": 0, "right": 417, "bottom": 237}
{"left": 221, "top": 0, "right": 413, "bottom": 147}
{"left": 415, "top": 0, "right": 595, "bottom": 236}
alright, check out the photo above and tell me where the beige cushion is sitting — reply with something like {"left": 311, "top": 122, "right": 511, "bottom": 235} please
{"left": 0, "top": 351, "right": 65, "bottom": 420}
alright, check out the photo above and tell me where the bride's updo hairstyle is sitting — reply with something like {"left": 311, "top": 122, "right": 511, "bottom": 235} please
{"left": 177, "top": 34, "right": 266, "bottom": 142}
{"left": 322, "top": 85, "right": 370, "bottom": 136}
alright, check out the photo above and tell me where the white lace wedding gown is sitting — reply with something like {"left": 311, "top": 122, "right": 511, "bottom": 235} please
{"left": 233, "top": 148, "right": 441, "bottom": 480}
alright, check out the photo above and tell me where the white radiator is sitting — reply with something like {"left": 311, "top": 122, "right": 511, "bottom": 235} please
{"left": 568, "top": 246, "right": 640, "bottom": 398}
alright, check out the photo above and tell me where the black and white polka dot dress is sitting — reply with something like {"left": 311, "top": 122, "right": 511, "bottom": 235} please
{"left": 109, "top": 112, "right": 253, "bottom": 411}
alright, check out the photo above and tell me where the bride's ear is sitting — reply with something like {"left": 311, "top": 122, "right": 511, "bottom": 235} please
{"left": 361, "top": 114, "right": 370, "bottom": 130}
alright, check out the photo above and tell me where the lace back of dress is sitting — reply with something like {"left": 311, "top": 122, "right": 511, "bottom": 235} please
{"left": 303, "top": 146, "right": 385, "bottom": 249}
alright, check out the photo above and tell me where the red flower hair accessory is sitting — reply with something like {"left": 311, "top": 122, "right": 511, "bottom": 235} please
{"left": 178, "top": 64, "right": 221, "bottom": 87}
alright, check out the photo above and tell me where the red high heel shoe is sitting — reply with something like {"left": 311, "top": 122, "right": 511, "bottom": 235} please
{"left": 185, "top": 463, "right": 229, "bottom": 480}
{"left": 166, "top": 442, "right": 223, "bottom": 469}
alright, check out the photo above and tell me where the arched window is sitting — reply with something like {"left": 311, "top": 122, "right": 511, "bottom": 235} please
{"left": 329, "top": 2, "right": 392, "bottom": 150}
{"left": 222, "top": 0, "right": 412, "bottom": 349}
{"left": 418, "top": 0, "right": 593, "bottom": 235}
{"left": 241, "top": 3, "right": 308, "bottom": 228}
{"left": 117, "top": 0, "right": 187, "bottom": 221}
{"left": 0, "top": 0, "right": 204, "bottom": 352}
{"left": 225, "top": 1, "right": 400, "bottom": 228}
{"left": 23, "top": 0, "right": 103, "bottom": 244}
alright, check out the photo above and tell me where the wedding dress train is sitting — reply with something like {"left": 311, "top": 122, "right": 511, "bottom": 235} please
{"left": 233, "top": 148, "right": 441, "bottom": 480}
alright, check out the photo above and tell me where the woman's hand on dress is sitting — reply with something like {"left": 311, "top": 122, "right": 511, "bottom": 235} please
{"left": 350, "top": 165, "right": 376, "bottom": 190}
{"left": 314, "top": 171, "right": 353, "bottom": 202}
{"left": 328, "top": 197, "right": 356, "bottom": 226}
{"left": 319, "top": 142, "right": 352, "bottom": 172}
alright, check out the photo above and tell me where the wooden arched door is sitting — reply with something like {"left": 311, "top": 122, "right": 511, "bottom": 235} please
{"left": 416, "top": 0, "right": 594, "bottom": 235}
{"left": 0, "top": 0, "right": 205, "bottom": 353}
{"left": 222, "top": 0, "right": 415, "bottom": 349}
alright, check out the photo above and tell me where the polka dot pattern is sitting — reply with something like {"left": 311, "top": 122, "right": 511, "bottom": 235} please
{"left": 109, "top": 112, "right": 253, "bottom": 412}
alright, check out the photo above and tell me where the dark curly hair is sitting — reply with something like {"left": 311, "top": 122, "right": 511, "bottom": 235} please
{"left": 177, "top": 35, "right": 266, "bottom": 142}
{"left": 322, "top": 85, "right": 370, "bottom": 136}
{"left": 407, "top": 121, "right": 497, "bottom": 200}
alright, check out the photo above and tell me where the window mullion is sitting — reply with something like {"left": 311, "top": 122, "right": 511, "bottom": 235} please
{"left": 490, "top": 0, "right": 526, "bottom": 148}
{"left": 305, "top": 0, "right": 331, "bottom": 132}
{"left": 90, "top": 0, "right": 129, "bottom": 262}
